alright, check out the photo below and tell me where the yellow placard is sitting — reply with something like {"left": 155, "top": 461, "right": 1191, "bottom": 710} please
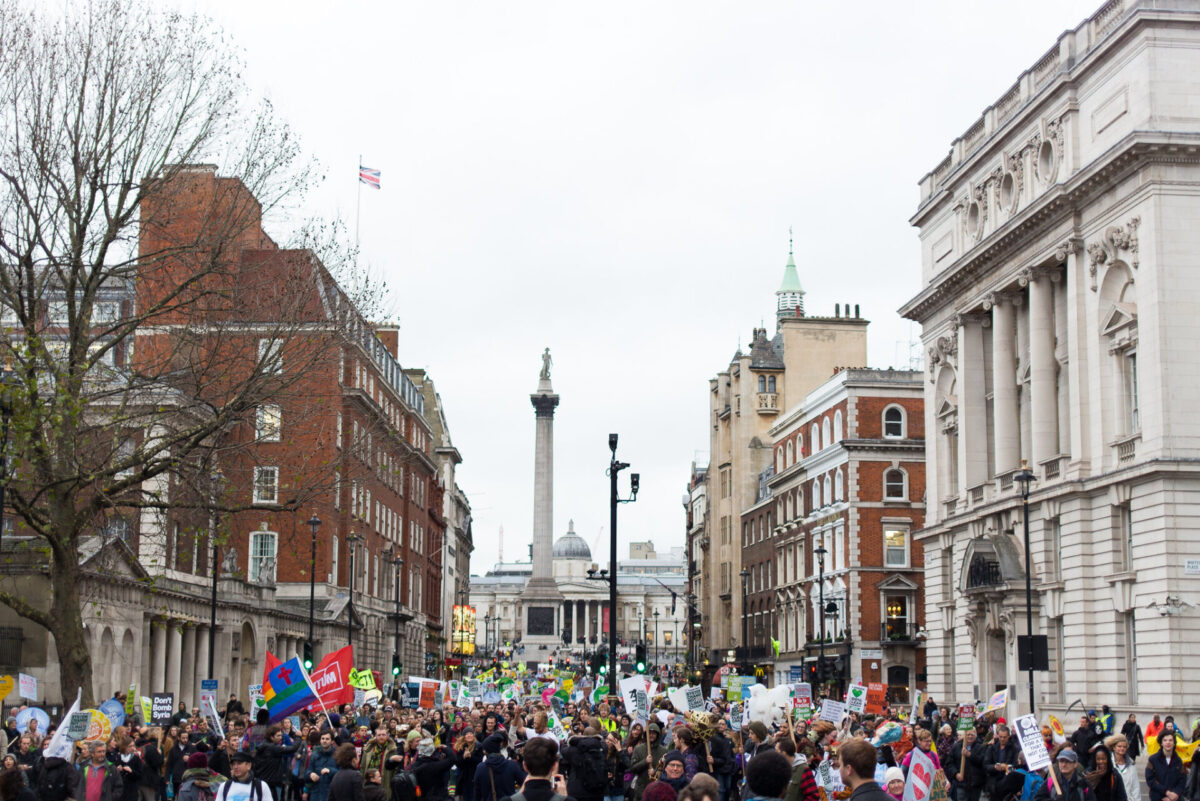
{"left": 84, "top": 709, "right": 112, "bottom": 742}
{"left": 0, "top": 675, "right": 13, "bottom": 699}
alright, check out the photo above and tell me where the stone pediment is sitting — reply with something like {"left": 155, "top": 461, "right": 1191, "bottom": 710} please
{"left": 959, "top": 532, "right": 1026, "bottom": 595}
{"left": 877, "top": 574, "right": 920, "bottom": 592}
{"left": 80, "top": 536, "right": 149, "bottom": 582}
{"left": 1101, "top": 302, "right": 1137, "bottom": 336}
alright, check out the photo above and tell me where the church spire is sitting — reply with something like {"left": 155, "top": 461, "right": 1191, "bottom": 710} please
{"left": 776, "top": 227, "right": 805, "bottom": 320}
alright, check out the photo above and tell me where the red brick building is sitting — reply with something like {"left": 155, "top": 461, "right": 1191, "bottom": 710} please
{"left": 137, "top": 166, "right": 446, "bottom": 681}
{"left": 768, "top": 368, "right": 925, "bottom": 700}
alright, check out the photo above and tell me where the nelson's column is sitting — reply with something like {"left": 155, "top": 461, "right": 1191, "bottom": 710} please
{"left": 523, "top": 348, "right": 565, "bottom": 654}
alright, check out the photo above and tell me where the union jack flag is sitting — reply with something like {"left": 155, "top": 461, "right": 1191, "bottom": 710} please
{"left": 358, "top": 165, "right": 381, "bottom": 189}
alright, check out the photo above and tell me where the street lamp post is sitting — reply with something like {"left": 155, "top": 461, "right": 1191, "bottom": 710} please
{"left": 346, "top": 533, "right": 362, "bottom": 650}
{"left": 484, "top": 614, "right": 491, "bottom": 657}
{"left": 607, "top": 434, "right": 638, "bottom": 682}
{"left": 1015, "top": 460, "right": 1038, "bottom": 716}
{"left": 653, "top": 610, "right": 660, "bottom": 670}
{"left": 393, "top": 554, "right": 404, "bottom": 679}
{"left": 206, "top": 468, "right": 226, "bottom": 682}
{"left": 739, "top": 568, "right": 750, "bottom": 666}
{"left": 815, "top": 545, "right": 828, "bottom": 688}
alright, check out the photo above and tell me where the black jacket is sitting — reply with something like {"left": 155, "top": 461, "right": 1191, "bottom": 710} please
{"left": 948, "top": 739, "right": 987, "bottom": 789}
{"left": 330, "top": 768, "right": 367, "bottom": 801}
{"left": 209, "top": 749, "right": 232, "bottom": 779}
{"left": 1034, "top": 768, "right": 1093, "bottom": 801}
{"left": 1146, "top": 752, "right": 1187, "bottom": 801}
{"left": 114, "top": 754, "right": 144, "bottom": 801}
{"left": 35, "top": 757, "right": 78, "bottom": 801}
{"left": 1072, "top": 727, "right": 1101, "bottom": 758}
{"left": 1120, "top": 722, "right": 1144, "bottom": 760}
{"left": 709, "top": 733, "right": 735, "bottom": 777}
{"left": 412, "top": 750, "right": 456, "bottom": 801}
{"left": 984, "top": 739, "right": 1021, "bottom": 789}
{"left": 252, "top": 742, "right": 299, "bottom": 786}
{"left": 138, "top": 741, "right": 164, "bottom": 789}
{"left": 475, "top": 753, "right": 527, "bottom": 801}
{"left": 846, "top": 781, "right": 895, "bottom": 801}
{"left": 561, "top": 736, "right": 606, "bottom": 801}
{"left": 78, "top": 761, "right": 125, "bottom": 801}
{"left": 603, "top": 748, "right": 629, "bottom": 796}
{"left": 167, "top": 743, "right": 193, "bottom": 788}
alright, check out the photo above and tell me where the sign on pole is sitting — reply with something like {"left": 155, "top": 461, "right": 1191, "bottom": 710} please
{"left": 199, "top": 679, "right": 218, "bottom": 711}
{"left": 150, "top": 693, "right": 174, "bottom": 725}
{"left": 903, "top": 744, "right": 936, "bottom": 801}
{"left": 17, "top": 673, "right": 36, "bottom": 701}
{"left": 1013, "top": 713, "right": 1052, "bottom": 772}
{"left": 845, "top": 683, "right": 867, "bottom": 714}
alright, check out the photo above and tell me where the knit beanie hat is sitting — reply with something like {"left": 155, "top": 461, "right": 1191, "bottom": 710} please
{"left": 186, "top": 752, "right": 208, "bottom": 769}
{"left": 643, "top": 780, "right": 678, "bottom": 801}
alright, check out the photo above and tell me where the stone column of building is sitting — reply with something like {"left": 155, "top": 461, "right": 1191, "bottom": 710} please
{"left": 958, "top": 316, "right": 989, "bottom": 490}
{"left": 151, "top": 620, "right": 167, "bottom": 692}
{"left": 992, "top": 294, "right": 1020, "bottom": 473}
{"left": 166, "top": 623, "right": 182, "bottom": 702}
{"left": 180, "top": 625, "right": 196, "bottom": 706}
{"left": 1029, "top": 271, "right": 1058, "bottom": 466}
{"left": 195, "top": 626, "right": 210, "bottom": 684}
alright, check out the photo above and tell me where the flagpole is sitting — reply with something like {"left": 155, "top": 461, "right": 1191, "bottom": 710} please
{"left": 355, "top": 154, "right": 362, "bottom": 252}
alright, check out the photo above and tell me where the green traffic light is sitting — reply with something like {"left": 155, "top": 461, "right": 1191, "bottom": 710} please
{"left": 599, "top": 664, "right": 607, "bottom": 674}
{"left": 636, "top": 661, "right": 645, "bottom": 673}
{"left": 304, "top": 660, "right": 312, "bottom": 670}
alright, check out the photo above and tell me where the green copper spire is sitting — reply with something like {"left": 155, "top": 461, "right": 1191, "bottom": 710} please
{"left": 776, "top": 227, "right": 805, "bottom": 318}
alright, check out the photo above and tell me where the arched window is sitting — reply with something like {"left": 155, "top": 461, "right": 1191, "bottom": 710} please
{"left": 884, "top": 468, "right": 906, "bottom": 500}
{"left": 823, "top": 475, "right": 832, "bottom": 506}
{"left": 811, "top": 424, "right": 821, "bottom": 452}
{"left": 758, "top": 375, "right": 766, "bottom": 392}
{"left": 768, "top": 375, "right": 776, "bottom": 393}
{"left": 813, "top": 479, "right": 821, "bottom": 509}
{"left": 833, "top": 410, "right": 843, "bottom": 442}
{"left": 822, "top": 417, "right": 831, "bottom": 447}
{"left": 775, "top": 446, "right": 784, "bottom": 472}
{"left": 785, "top": 441, "right": 794, "bottom": 466}
{"left": 795, "top": 433, "right": 803, "bottom": 458}
{"left": 884, "top": 405, "right": 905, "bottom": 438}
{"left": 834, "top": 470, "right": 844, "bottom": 502}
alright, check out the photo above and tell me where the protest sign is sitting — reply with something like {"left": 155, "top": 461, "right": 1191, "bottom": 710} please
{"left": 349, "top": 668, "right": 376, "bottom": 691}
{"left": 619, "top": 676, "right": 647, "bottom": 715}
{"left": 150, "top": 692, "right": 174, "bottom": 725}
{"left": 419, "top": 681, "right": 437, "bottom": 709}
{"left": 634, "top": 689, "right": 649, "bottom": 723}
{"left": 84, "top": 709, "right": 113, "bottom": 742}
{"left": 353, "top": 689, "right": 366, "bottom": 709}
{"left": 794, "top": 705, "right": 814, "bottom": 722}
{"left": 468, "top": 679, "right": 481, "bottom": 697}
{"left": 985, "top": 688, "right": 1008, "bottom": 713}
{"left": 845, "top": 683, "right": 867, "bottom": 714}
{"left": 929, "top": 771, "right": 949, "bottom": 801}
{"left": 0, "top": 675, "right": 13, "bottom": 699}
{"left": 66, "top": 712, "right": 91, "bottom": 741}
{"left": 99, "top": 699, "right": 126, "bottom": 728}
{"left": 792, "top": 682, "right": 812, "bottom": 707}
{"left": 911, "top": 688, "right": 924, "bottom": 722}
{"left": 730, "top": 703, "right": 743, "bottom": 732}
{"left": 247, "top": 684, "right": 266, "bottom": 713}
{"left": 903, "top": 744, "right": 935, "bottom": 801}
{"left": 400, "top": 682, "right": 419, "bottom": 708}
{"left": 140, "top": 697, "right": 153, "bottom": 724}
{"left": 819, "top": 699, "right": 846, "bottom": 723}
{"left": 686, "top": 685, "right": 704, "bottom": 711}
{"left": 1013, "top": 713, "right": 1051, "bottom": 771}
{"left": 43, "top": 692, "right": 79, "bottom": 759}
{"left": 18, "top": 673, "right": 36, "bottom": 701}
{"left": 199, "top": 679, "right": 218, "bottom": 711}
{"left": 956, "top": 703, "right": 976, "bottom": 732}
{"left": 866, "top": 683, "right": 886, "bottom": 715}
{"left": 125, "top": 683, "right": 136, "bottom": 716}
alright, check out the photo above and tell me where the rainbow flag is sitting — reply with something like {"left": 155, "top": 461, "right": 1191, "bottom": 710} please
{"left": 264, "top": 656, "right": 317, "bottom": 722}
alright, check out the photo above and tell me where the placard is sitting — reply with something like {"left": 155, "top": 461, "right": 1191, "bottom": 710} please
{"left": 150, "top": 692, "right": 174, "bottom": 725}
{"left": 419, "top": 681, "right": 437, "bottom": 709}
{"left": 353, "top": 689, "right": 366, "bottom": 709}
{"left": 125, "top": 683, "right": 137, "bottom": 716}
{"left": 99, "top": 699, "right": 126, "bottom": 728}
{"left": 199, "top": 679, "right": 218, "bottom": 711}
{"left": 140, "top": 697, "right": 153, "bottom": 724}
{"left": 400, "top": 682, "right": 419, "bottom": 708}
{"left": 819, "top": 698, "right": 846, "bottom": 723}
{"left": 685, "top": 685, "right": 704, "bottom": 711}
{"left": 928, "top": 770, "right": 949, "bottom": 801}
{"left": 247, "top": 684, "right": 265, "bottom": 712}
{"left": 1013, "top": 713, "right": 1051, "bottom": 772}
{"left": 866, "top": 682, "right": 886, "bottom": 714}
{"left": 730, "top": 703, "right": 743, "bottom": 732}
{"left": 634, "top": 689, "right": 649, "bottom": 723}
{"left": 903, "top": 744, "right": 935, "bottom": 801}
{"left": 84, "top": 709, "right": 113, "bottom": 742}
{"left": 846, "top": 683, "right": 867, "bottom": 714}
{"left": 984, "top": 688, "right": 1008, "bottom": 713}
{"left": 792, "top": 682, "right": 813, "bottom": 708}
{"left": 956, "top": 703, "right": 976, "bottom": 732}
{"left": 0, "top": 675, "right": 13, "bottom": 699}
{"left": 18, "top": 673, "right": 36, "bottom": 701}
{"left": 66, "top": 712, "right": 91, "bottom": 741}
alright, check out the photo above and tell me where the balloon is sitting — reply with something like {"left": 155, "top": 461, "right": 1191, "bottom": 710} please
{"left": 15, "top": 707, "right": 49, "bottom": 735}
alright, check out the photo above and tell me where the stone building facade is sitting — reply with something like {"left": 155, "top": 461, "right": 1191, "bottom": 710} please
{"left": 768, "top": 369, "right": 926, "bottom": 697}
{"left": 900, "top": 0, "right": 1200, "bottom": 716}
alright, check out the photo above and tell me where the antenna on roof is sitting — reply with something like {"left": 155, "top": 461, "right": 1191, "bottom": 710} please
{"left": 789, "top": 225, "right": 793, "bottom": 257}
{"left": 498, "top": 525, "right": 504, "bottom": 562}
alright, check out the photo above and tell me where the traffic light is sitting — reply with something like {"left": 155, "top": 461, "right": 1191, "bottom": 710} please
{"left": 635, "top": 643, "right": 647, "bottom": 673}
{"left": 303, "top": 641, "right": 313, "bottom": 671}
{"left": 392, "top": 653, "right": 402, "bottom": 677}
{"left": 598, "top": 663, "right": 607, "bottom": 675}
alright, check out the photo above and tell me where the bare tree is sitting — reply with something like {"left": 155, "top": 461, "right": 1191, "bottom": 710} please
{"left": 0, "top": 0, "right": 370, "bottom": 706}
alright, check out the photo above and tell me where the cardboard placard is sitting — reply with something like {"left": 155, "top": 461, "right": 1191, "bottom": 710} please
{"left": 866, "top": 682, "right": 886, "bottom": 715}
{"left": 845, "top": 683, "right": 867, "bottom": 714}
{"left": 634, "top": 689, "right": 649, "bottom": 723}
{"left": 66, "top": 712, "right": 91, "bottom": 741}
{"left": 17, "top": 673, "right": 36, "bottom": 701}
{"left": 0, "top": 675, "right": 13, "bottom": 699}
{"left": 150, "top": 692, "right": 174, "bottom": 725}
{"left": 792, "top": 682, "right": 813, "bottom": 707}
{"left": 1013, "top": 713, "right": 1051, "bottom": 772}
{"left": 928, "top": 770, "right": 948, "bottom": 801}
{"left": 418, "top": 681, "right": 437, "bottom": 709}
{"left": 819, "top": 699, "right": 846, "bottom": 723}
{"left": 730, "top": 703, "right": 743, "bottom": 732}
{"left": 956, "top": 703, "right": 976, "bottom": 732}
{"left": 903, "top": 744, "right": 935, "bottom": 801}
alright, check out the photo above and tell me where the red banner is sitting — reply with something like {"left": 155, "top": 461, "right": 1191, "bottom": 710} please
{"left": 307, "top": 646, "right": 354, "bottom": 711}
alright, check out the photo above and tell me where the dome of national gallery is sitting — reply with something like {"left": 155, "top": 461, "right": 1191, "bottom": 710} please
{"left": 552, "top": 520, "right": 591, "bottom": 560}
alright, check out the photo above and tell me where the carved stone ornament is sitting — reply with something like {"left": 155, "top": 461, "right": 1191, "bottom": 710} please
{"left": 1087, "top": 216, "right": 1142, "bottom": 291}
{"left": 1016, "top": 267, "right": 1033, "bottom": 288}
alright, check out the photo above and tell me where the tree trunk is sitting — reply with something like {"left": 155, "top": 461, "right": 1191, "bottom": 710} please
{"left": 49, "top": 556, "right": 95, "bottom": 708}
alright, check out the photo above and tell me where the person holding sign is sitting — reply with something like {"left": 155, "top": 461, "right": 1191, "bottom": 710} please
{"left": 984, "top": 725, "right": 1022, "bottom": 801}
{"left": 836, "top": 740, "right": 892, "bottom": 801}
{"left": 1033, "top": 749, "right": 1093, "bottom": 801}
{"left": 946, "top": 729, "right": 986, "bottom": 801}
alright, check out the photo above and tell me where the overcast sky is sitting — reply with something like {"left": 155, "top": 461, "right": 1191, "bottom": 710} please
{"left": 185, "top": 0, "right": 1099, "bottom": 574}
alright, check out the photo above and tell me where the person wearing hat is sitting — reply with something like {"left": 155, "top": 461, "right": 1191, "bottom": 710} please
{"left": 1033, "top": 748, "right": 1093, "bottom": 801}
{"left": 176, "top": 752, "right": 219, "bottom": 801}
{"left": 883, "top": 767, "right": 906, "bottom": 801}
{"left": 632, "top": 724, "right": 668, "bottom": 801}
{"left": 217, "top": 750, "right": 272, "bottom": 801}
{"left": 660, "top": 751, "right": 689, "bottom": 793}
{"left": 475, "top": 733, "right": 525, "bottom": 801}
{"left": 411, "top": 737, "right": 455, "bottom": 801}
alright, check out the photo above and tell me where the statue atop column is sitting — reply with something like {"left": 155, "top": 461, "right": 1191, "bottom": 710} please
{"left": 540, "top": 348, "right": 552, "bottom": 381}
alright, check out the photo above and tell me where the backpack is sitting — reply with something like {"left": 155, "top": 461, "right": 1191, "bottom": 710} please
{"left": 511, "top": 793, "right": 566, "bottom": 801}
{"left": 218, "top": 780, "right": 264, "bottom": 801}
{"left": 391, "top": 769, "right": 419, "bottom": 801}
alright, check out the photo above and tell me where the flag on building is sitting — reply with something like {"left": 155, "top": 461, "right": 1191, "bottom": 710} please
{"left": 264, "top": 657, "right": 318, "bottom": 722}
{"left": 359, "top": 166, "right": 381, "bottom": 189}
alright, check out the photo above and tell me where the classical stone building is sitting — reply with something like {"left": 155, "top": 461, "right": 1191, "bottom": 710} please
{"left": 767, "top": 369, "right": 926, "bottom": 697}
{"left": 693, "top": 244, "right": 868, "bottom": 666}
{"left": 900, "top": 0, "right": 1200, "bottom": 716}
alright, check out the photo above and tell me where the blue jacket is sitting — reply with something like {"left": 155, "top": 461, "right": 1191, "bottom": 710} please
{"left": 306, "top": 746, "right": 339, "bottom": 801}
{"left": 474, "top": 754, "right": 526, "bottom": 801}
{"left": 1146, "top": 752, "right": 1186, "bottom": 801}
